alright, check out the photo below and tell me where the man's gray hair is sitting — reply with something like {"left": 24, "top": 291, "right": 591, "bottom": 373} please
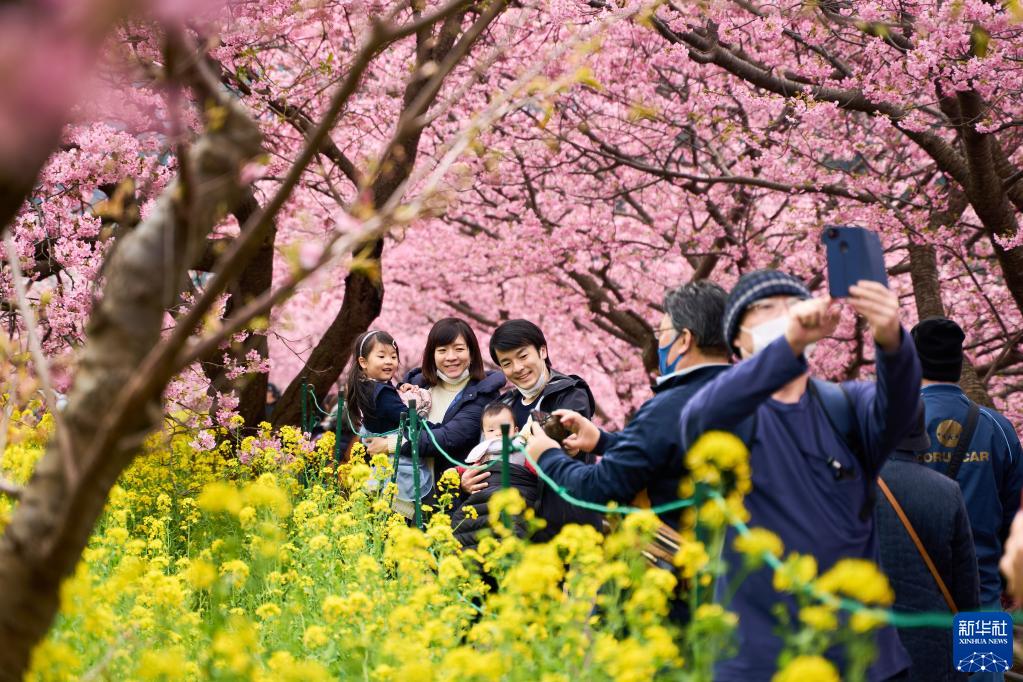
{"left": 662, "top": 280, "right": 729, "bottom": 355}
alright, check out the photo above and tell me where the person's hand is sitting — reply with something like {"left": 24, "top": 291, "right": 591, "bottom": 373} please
{"left": 460, "top": 466, "right": 491, "bottom": 495}
{"left": 1001, "top": 511, "right": 1023, "bottom": 605}
{"left": 848, "top": 280, "right": 901, "bottom": 352}
{"left": 785, "top": 297, "right": 841, "bottom": 356}
{"left": 363, "top": 437, "right": 390, "bottom": 455}
{"left": 525, "top": 421, "right": 559, "bottom": 461}
{"left": 555, "top": 409, "right": 599, "bottom": 454}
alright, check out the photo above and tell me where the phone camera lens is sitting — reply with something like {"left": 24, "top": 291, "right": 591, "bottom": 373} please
{"left": 827, "top": 228, "right": 839, "bottom": 239}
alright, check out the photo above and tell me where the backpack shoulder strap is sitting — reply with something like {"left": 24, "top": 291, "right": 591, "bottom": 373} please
{"left": 946, "top": 401, "right": 980, "bottom": 481}
{"left": 809, "top": 378, "right": 865, "bottom": 463}
{"left": 810, "top": 379, "right": 875, "bottom": 522}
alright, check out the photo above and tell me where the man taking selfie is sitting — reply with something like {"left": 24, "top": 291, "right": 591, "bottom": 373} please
{"left": 679, "top": 269, "right": 922, "bottom": 681}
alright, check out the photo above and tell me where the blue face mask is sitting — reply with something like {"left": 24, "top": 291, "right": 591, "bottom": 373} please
{"left": 657, "top": 333, "right": 686, "bottom": 375}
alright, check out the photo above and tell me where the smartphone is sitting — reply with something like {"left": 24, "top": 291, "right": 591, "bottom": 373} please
{"left": 822, "top": 225, "right": 888, "bottom": 298}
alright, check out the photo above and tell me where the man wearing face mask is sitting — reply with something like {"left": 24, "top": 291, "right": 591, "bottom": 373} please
{"left": 679, "top": 270, "right": 922, "bottom": 681}
{"left": 522, "top": 281, "right": 731, "bottom": 531}
{"left": 490, "top": 319, "right": 595, "bottom": 427}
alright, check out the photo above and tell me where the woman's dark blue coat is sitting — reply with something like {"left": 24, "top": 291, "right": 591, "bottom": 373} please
{"left": 401, "top": 368, "right": 507, "bottom": 478}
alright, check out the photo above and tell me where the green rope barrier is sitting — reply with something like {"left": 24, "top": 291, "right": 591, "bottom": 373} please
{"left": 304, "top": 384, "right": 319, "bottom": 433}
{"left": 513, "top": 444, "right": 1017, "bottom": 630}
{"left": 306, "top": 383, "right": 329, "bottom": 416}
{"left": 514, "top": 442, "right": 696, "bottom": 515}
{"left": 342, "top": 401, "right": 401, "bottom": 438}
{"left": 350, "top": 408, "right": 1015, "bottom": 634}
{"left": 419, "top": 422, "right": 497, "bottom": 472}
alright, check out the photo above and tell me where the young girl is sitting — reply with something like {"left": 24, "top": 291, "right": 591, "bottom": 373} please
{"left": 343, "top": 330, "right": 430, "bottom": 438}
{"left": 343, "top": 330, "right": 431, "bottom": 518}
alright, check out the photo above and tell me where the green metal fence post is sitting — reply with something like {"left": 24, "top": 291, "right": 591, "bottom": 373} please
{"left": 408, "top": 400, "right": 423, "bottom": 529}
{"left": 333, "top": 395, "right": 345, "bottom": 463}
{"left": 500, "top": 424, "right": 511, "bottom": 489}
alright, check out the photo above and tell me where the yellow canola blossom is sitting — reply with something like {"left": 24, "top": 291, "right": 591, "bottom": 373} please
{"left": 734, "top": 527, "right": 784, "bottom": 565}
{"left": 816, "top": 558, "right": 895, "bottom": 606}
{"left": 772, "top": 655, "right": 841, "bottom": 682}
{"left": 773, "top": 552, "right": 818, "bottom": 593}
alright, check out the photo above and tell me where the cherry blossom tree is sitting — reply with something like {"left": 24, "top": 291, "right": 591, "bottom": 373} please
{"left": 5, "top": 1, "right": 1021, "bottom": 429}
{"left": 370, "top": 0, "right": 1023, "bottom": 422}
{"left": 0, "top": 0, "right": 585, "bottom": 672}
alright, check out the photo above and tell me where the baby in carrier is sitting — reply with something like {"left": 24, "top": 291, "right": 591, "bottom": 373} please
{"left": 449, "top": 402, "right": 539, "bottom": 549}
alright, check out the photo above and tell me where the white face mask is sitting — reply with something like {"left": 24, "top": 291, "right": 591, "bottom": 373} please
{"left": 517, "top": 367, "right": 549, "bottom": 401}
{"left": 740, "top": 315, "right": 789, "bottom": 358}
{"left": 437, "top": 368, "right": 470, "bottom": 385}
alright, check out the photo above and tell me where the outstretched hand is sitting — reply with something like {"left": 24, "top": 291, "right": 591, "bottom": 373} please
{"left": 525, "top": 421, "right": 559, "bottom": 462}
{"left": 554, "top": 409, "right": 599, "bottom": 454}
{"left": 848, "top": 280, "right": 901, "bottom": 352}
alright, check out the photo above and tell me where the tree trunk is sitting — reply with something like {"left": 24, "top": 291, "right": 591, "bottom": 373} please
{"left": 0, "top": 90, "right": 262, "bottom": 679}
{"left": 271, "top": 239, "right": 385, "bottom": 428}
{"left": 198, "top": 190, "right": 277, "bottom": 429}
{"left": 907, "top": 236, "right": 994, "bottom": 407}
{"left": 272, "top": 10, "right": 476, "bottom": 427}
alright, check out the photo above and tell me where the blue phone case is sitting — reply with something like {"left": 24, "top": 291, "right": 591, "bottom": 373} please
{"left": 822, "top": 225, "right": 888, "bottom": 298}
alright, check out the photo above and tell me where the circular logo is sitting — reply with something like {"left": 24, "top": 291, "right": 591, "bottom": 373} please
{"left": 937, "top": 419, "right": 963, "bottom": 448}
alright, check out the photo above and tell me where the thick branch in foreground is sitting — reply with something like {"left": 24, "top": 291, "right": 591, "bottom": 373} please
{"left": 0, "top": 81, "right": 263, "bottom": 678}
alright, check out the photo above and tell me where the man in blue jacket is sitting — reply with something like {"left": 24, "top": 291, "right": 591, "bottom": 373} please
{"left": 677, "top": 270, "right": 921, "bottom": 681}
{"left": 522, "top": 280, "right": 731, "bottom": 530}
{"left": 912, "top": 318, "right": 1023, "bottom": 616}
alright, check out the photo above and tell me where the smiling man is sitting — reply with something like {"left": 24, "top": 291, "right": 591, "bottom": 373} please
{"left": 489, "top": 318, "right": 599, "bottom": 540}
{"left": 490, "top": 319, "right": 595, "bottom": 427}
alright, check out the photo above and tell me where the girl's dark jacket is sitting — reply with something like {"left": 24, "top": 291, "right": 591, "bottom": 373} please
{"left": 361, "top": 380, "right": 407, "bottom": 435}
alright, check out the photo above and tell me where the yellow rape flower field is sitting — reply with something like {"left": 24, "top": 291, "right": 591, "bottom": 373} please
{"left": 0, "top": 418, "right": 894, "bottom": 681}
